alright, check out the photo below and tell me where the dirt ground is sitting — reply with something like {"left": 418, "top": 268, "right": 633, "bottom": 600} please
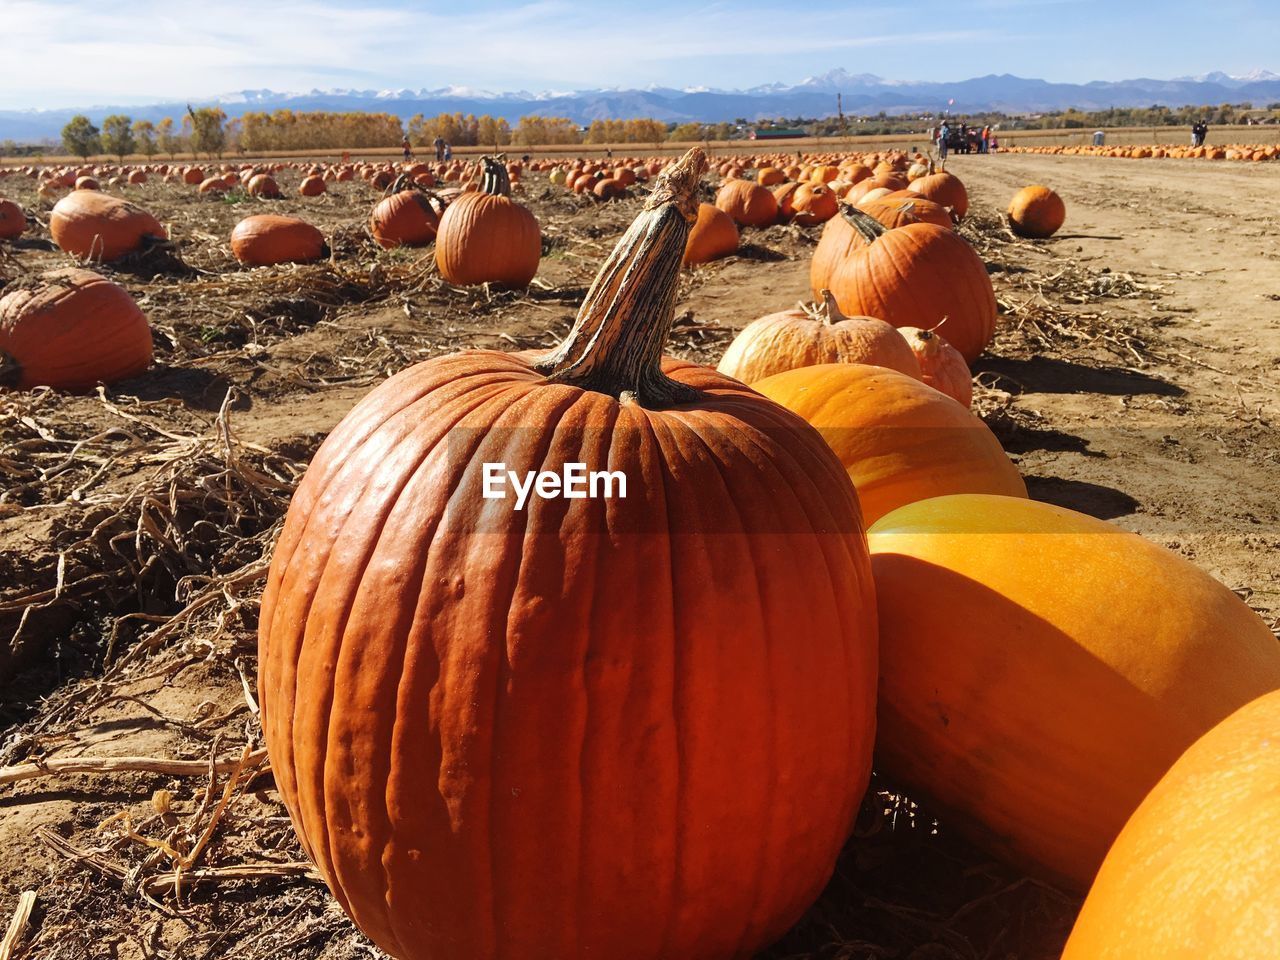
{"left": 0, "top": 152, "right": 1276, "bottom": 959}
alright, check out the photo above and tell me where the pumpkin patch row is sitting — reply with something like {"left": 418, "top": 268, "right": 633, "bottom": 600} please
{"left": 1004, "top": 141, "right": 1280, "bottom": 161}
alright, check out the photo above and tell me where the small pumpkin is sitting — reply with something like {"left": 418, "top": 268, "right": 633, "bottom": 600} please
{"left": 370, "top": 183, "right": 442, "bottom": 249}
{"left": 49, "top": 190, "right": 167, "bottom": 262}
{"left": 0, "top": 199, "right": 26, "bottom": 240}
{"left": 1007, "top": 185, "right": 1066, "bottom": 238}
{"left": 897, "top": 325, "right": 972, "bottom": 407}
{"left": 790, "top": 183, "right": 837, "bottom": 226}
{"left": 868, "top": 494, "right": 1280, "bottom": 890}
{"left": 299, "top": 175, "right": 327, "bottom": 197}
{"left": 434, "top": 155, "right": 541, "bottom": 288}
{"left": 246, "top": 173, "right": 282, "bottom": 198}
{"left": 259, "top": 148, "right": 877, "bottom": 960}
{"left": 814, "top": 207, "right": 997, "bottom": 365}
{"left": 1062, "top": 688, "right": 1280, "bottom": 959}
{"left": 718, "top": 290, "right": 921, "bottom": 384}
{"left": 682, "top": 202, "right": 738, "bottom": 266}
{"left": 0, "top": 268, "right": 153, "bottom": 390}
{"left": 908, "top": 170, "right": 969, "bottom": 219}
{"left": 715, "top": 178, "right": 778, "bottom": 227}
{"left": 230, "top": 215, "right": 327, "bottom": 266}
{"left": 753, "top": 363, "right": 1025, "bottom": 525}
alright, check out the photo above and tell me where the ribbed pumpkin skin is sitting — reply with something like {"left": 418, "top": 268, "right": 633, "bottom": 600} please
{"left": 1063, "top": 689, "right": 1280, "bottom": 959}
{"left": 718, "top": 309, "right": 921, "bottom": 384}
{"left": 434, "top": 192, "right": 541, "bottom": 287}
{"left": 753, "top": 364, "right": 1023, "bottom": 524}
{"left": 859, "top": 197, "right": 952, "bottom": 230}
{"left": 1007, "top": 185, "right": 1066, "bottom": 238}
{"left": 370, "top": 191, "right": 441, "bottom": 249}
{"left": 908, "top": 171, "right": 969, "bottom": 219}
{"left": 247, "top": 174, "right": 281, "bottom": 198}
{"left": 867, "top": 495, "right": 1280, "bottom": 891}
{"left": 820, "top": 222, "right": 997, "bottom": 365}
{"left": 810, "top": 211, "right": 874, "bottom": 298}
{"left": 230, "top": 215, "right": 326, "bottom": 266}
{"left": 49, "top": 191, "right": 166, "bottom": 262}
{"left": 715, "top": 179, "right": 778, "bottom": 227}
{"left": 897, "top": 326, "right": 972, "bottom": 407}
{"left": 0, "top": 198, "right": 25, "bottom": 239}
{"left": 258, "top": 352, "right": 878, "bottom": 960}
{"left": 0, "top": 269, "right": 152, "bottom": 390}
{"left": 682, "top": 202, "right": 738, "bottom": 265}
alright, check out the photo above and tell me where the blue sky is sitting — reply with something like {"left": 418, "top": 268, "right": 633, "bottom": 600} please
{"left": 0, "top": 0, "right": 1275, "bottom": 109}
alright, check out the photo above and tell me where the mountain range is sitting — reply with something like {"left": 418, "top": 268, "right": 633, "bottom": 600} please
{"left": 3, "top": 69, "right": 1279, "bottom": 143}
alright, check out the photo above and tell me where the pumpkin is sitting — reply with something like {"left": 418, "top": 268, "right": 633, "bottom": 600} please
{"left": 1062, "top": 689, "right": 1280, "bottom": 959}
{"left": 258, "top": 148, "right": 878, "bottom": 960}
{"left": 858, "top": 196, "right": 953, "bottom": 230}
{"left": 0, "top": 268, "right": 153, "bottom": 390}
{"left": 198, "top": 177, "right": 229, "bottom": 195}
{"left": 790, "top": 183, "right": 837, "bottom": 226}
{"left": 247, "top": 173, "right": 281, "bottom": 198}
{"left": 434, "top": 155, "right": 541, "bottom": 288}
{"left": 814, "top": 207, "right": 997, "bottom": 365}
{"left": 718, "top": 290, "right": 921, "bottom": 384}
{"left": 299, "top": 175, "right": 327, "bottom": 197}
{"left": 370, "top": 185, "right": 442, "bottom": 249}
{"left": 907, "top": 171, "right": 968, "bottom": 219}
{"left": 183, "top": 167, "right": 204, "bottom": 185}
{"left": 74, "top": 176, "right": 100, "bottom": 191}
{"left": 681, "top": 202, "right": 738, "bottom": 266}
{"left": 0, "top": 199, "right": 25, "bottom": 240}
{"left": 1007, "top": 185, "right": 1066, "bottom": 238}
{"left": 756, "top": 166, "right": 785, "bottom": 186}
{"left": 230, "top": 215, "right": 327, "bottom": 266}
{"left": 897, "top": 326, "right": 971, "bottom": 407}
{"left": 754, "top": 365, "right": 1024, "bottom": 525}
{"left": 49, "top": 190, "right": 167, "bottom": 262}
{"left": 867, "top": 494, "right": 1280, "bottom": 890}
{"left": 715, "top": 178, "right": 778, "bottom": 227}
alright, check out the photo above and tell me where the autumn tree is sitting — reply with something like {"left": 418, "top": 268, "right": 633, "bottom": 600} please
{"left": 156, "top": 117, "right": 184, "bottom": 159}
{"left": 185, "top": 106, "right": 227, "bottom": 158}
{"left": 132, "top": 119, "right": 158, "bottom": 158}
{"left": 513, "top": 116, "right": 582, "bottom": 146}
{"left": 100, "top": 114, "right": 136, "bottom": 161}
{"left": 61, "top": 115, "right": 100, "bottom": 160}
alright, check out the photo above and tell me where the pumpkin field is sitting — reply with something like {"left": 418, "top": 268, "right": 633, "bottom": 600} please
{"left": 0, "top": 144, "right": 1278, "bottom": 960}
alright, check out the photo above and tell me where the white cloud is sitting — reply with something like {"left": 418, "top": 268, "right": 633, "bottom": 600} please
{"left": 0, "top": 0, "right": 1001, "bottom": 108}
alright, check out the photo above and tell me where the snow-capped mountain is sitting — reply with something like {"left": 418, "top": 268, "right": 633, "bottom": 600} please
{"left": 3, "top": 69, "right": 1278, "bottom": 143}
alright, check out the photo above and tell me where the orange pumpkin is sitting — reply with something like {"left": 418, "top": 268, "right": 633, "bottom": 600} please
{"left": 1062, "top": 688, "right": 1280, "bottom": 959}
{"left": 790, "top": 183, "right": 838, "bottom": 226}
{"left": 718, "top": 290, "right": 921, "bottom": 384}
{"left": 1007, "top": 185, "right": 1066, "bottom": 238}
{"left": 859, "top": 196, "right": 953, "bottom": 230}
{"left": 49, "top": 191, "right": 167, "bottom": 262}
{"left": 868, "top": 494, "right": 1280, "bottom": 890}
{"left": 0, "top": 199, "right": 26, "bottom": 240}
{"left": 715, "top": 178, "right": 778, "bottom": 227}
{"left": 907, "top": 171, "right": 969, "bottom": 219}
{"left": 370, "top": 189, "right": 442, "bottom": 249}
{"left": 897, "top": 325, "right": 972, "bottom": 407}
{"left": 230, "top": 215, "right": 327, "bottom": 266}
{"left": 246, "top": 173, "right": 281, "bottom": 198}
{"left": 434, "top": 156, "right": 541, "bottom": 287}
{"left": 754, "top": 364, "right": 1024, "bottom": 525}
{"left": 299, "top": 175, "right": 327, "bottom": 197}
{"left": 681, "top": 202, "right": 738, "bottom": 266}
{"left": 258, "top": 148, "right": 877, "bottom": 960}
{"left": 815, "top": 208, "right": 997, "bottom": 365}
{"left": 0, "top": 269, "right": 153, "bottom": 390}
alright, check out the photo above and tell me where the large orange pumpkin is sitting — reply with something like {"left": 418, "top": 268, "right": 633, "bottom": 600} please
{"left": 868, "top": 494, "right": 1280, "bottom": 891}
{"left": 1062, "top": 688, "right": 1280, "bottom": 959}
{"left": 682, "top": 202, "right": 738, "bottom": 265}
{"left": 370, "top": 187, "right": 442, "bottom": 249}
{"left": 1007, "top": 185, "right": 1066, "bottom": 238}
{"left": 0, "top": 269, "right": 153, "bottom": 390}
{"left": 434, "top": 156, "right": 541, "bottom": 287}
{"left": 0, "top": 198, "right": 25, "bottom": 240}
{"left": 49, "top": 191, "right": 167, "bottom": 262}
{"left": 815, "top": 208, "right": 997, "bottom": 364}
{"left": 753, "top": 364, "right": 1024, "bottom": 525}
{"left": 230, "top": 215, "right": 327, "bottom": 266}
{"left": 907, "top": 171, "right": 969, "bottom": 219}
{"left": 714, "top": 178, "right": 778, "bottom": 227}
{"left": 717, "top": 290, "right": 921, "bottom": 384}
{"left": 258, "top": 148, "right": 878, "bottom": 960}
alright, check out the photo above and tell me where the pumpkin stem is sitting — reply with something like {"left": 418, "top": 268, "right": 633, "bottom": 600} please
{"left": 817, "top": 289, "right": 847, "bottom": 326}
{"left": 534, "top": 147, "right": 707, "bottom": 407}
{"left": 837, "top": 203, "right": 887, "bottom": 245}
{"left": 480, "top": 155, "right": 512, "bottom": 197}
